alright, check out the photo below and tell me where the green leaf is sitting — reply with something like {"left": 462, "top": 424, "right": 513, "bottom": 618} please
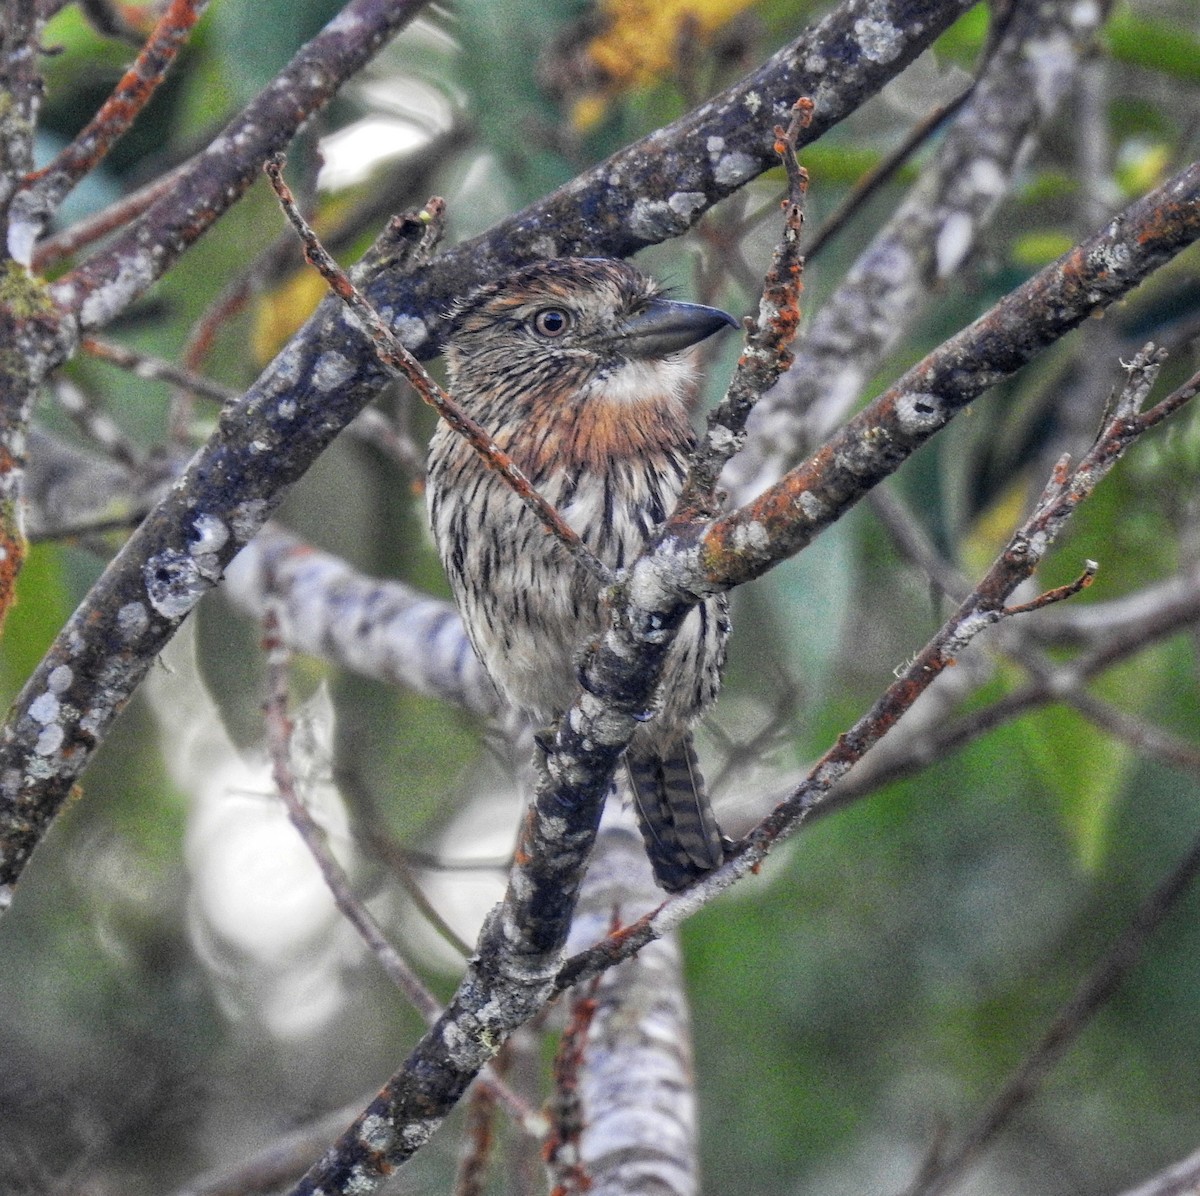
{"left": 1019, "top": 704, "right": 1130, "bottom": 871}
{"left": 0, "top": 544, "right": 72, "bottom": 707}
{"left": 1104, "top": 7, "right": 1200, "bottom": 85}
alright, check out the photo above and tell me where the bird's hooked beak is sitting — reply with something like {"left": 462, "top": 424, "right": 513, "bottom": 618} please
{"left": 619, "top": 298, "right": 739, "bottom": 359}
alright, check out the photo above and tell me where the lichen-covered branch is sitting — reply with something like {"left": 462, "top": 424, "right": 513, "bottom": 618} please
{"left": 47, "top": 0, "right": 432, "bottom": 332}
{"left": 727, "top": 0, "right": 1108, "bottom": 499}
{"left": 556, "top": 346, "right": 1198, "bottom": 990}
{"left": 362, "top": 0, "right": 977, "bottom": 359}
{"left": 703, "top": 161, "right": 1200, "bottom": 589}
{"left": 0, "top": 0, "right": 978, "bottom": 912}
{"left": 17, "top": 0, "right": 210, "bottom": 244}
{"left": 569, "top": 814, "right": 701, "bottom": 1196}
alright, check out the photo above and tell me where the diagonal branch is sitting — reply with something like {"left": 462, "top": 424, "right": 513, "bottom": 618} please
{"left": 702, "top": 161, "right": 1200, "bottom": 590}
{"left": 2, "top": 156, "right": 1198, "bottom": 920}
{"left": 901, "top": 822, "right": 1200, "bottom": 1196}
{"left": 18, "top": 0, "right": 209, "bottom": 240}
{"left": 727, "top": 0, "right": 1111, "bottom": 497}
{"left": 556, "top": 346, "right": 1198, "bottom": 990}
{"left": 47, "top": 0, "right": 433, "bottom": 332}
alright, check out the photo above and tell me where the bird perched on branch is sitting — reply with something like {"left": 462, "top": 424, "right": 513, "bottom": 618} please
{"left": 427, "top": 256, "right": 737, "bottom": 890}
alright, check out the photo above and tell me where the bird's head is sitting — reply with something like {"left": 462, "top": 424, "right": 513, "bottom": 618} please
{"left": 444, "top": 257, "right": 738, "bottom": 417}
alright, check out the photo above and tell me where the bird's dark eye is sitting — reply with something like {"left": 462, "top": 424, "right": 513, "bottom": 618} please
{"left": 532, "top": 307, "right": 571, "bottom": 337}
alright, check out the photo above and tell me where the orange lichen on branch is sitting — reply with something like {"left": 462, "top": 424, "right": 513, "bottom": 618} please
{"left": 0, "top": 508, "right": 25, "bottom": 633}
{"left": 25, "top": 0, "right": 208, "bottom": 193}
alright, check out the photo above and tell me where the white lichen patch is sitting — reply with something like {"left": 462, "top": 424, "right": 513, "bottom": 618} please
{"left": 895, "top": 392, "right": 944, "bottom": 432}
{"left": 190, "top": 513, "right": 230, "bottom": 559}
{"left": 117, "top": 601, "right": 150, "bottom": 641}
{"left": 730, "top": 520, "right": 769, "bottom": 553}
{"left": 706, "top": 135, "right": 726, "bottom": 154}
{"left": 311, "top": 350, "right": 354, "bottom": 392}
{"left": 936, "top": 212, "right": 974, "bottom": 279}
{"left": 400, "top": 1117, "right": 439, "bottom": 1151}
{"left": 968, "top": 157, "right": 1008, "bottom": 201}
{"left": 743, "top": 90, "right": 762, "bottom": 115}
{"left": 358, "top": 1113, "right": 395, "bottom": 1152}
{"left": 796, "top": 490, "right": 828, "bottom": 521}
{"left": 668, "top": 191, "right": 706, "bottom": 222}
{"left": 29, "top": 692, "right": 60, "bottom": 725}
{"left": 714, "top": 152, "right": 757, "bottom": 188}
{"left": 392, "top": 314, "right": 428, "bottom": 351}
{"left": 35, "top": 724, "right": 65, "bottom": 756}
{"left": 629, "top": 198, "right": 685, "bottom": 241}
{"left": 144, "top": 551, "right": 210, "bottom": 620}
{"left": 803, "top": 48, "right": 828, "bottom": 75}
{"left": 708, "top": 424, "right": 739, "bottom": 453}
{"left": 47, "top": 664, "right": 73, "bottom": 694}
{"left": 80, "top": 704, "right": 109, "bottom": 739}
{"left": 272, "top": 341, "right": 305, "bottom": 387}
{"left": 1070, "top": 0, "right": 1101, "bottom": 30}
{"left": 345, "top": 1165, "right": 376, "bottom": 1196}
{"left": 853, "top": 16, "right": 903, "bottom": 63}
{"left": 77, "top": 254, "right": 156, "bottom": 330}
{"left": 229, "top": 499, "right": 270, "bottom": 542}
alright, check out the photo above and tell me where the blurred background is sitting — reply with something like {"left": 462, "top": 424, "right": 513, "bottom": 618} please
{"left": 3, "top": 0, "right": 1200, "bottom": 1192}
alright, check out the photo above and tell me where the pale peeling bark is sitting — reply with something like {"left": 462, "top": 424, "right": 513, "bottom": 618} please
{"left": 224, "top": 527, "right": 500, "bottom": 719}
{"left": 568, "top": 812, "right": 700, "bottom": 1196}
{"left": 1114, "top": 1147, "right": 1200, "bottom": 1196}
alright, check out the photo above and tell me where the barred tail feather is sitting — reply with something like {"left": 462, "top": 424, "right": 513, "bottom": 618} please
{"left": 626, "top": 735, "right": 726, "bottom": 892}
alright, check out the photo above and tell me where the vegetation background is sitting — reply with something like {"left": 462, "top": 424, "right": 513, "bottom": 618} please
{"left": 2, "top": 0, "right": 1199, "bottom": 1193}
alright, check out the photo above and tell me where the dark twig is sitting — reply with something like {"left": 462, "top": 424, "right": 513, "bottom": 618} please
{"left": 51, "top": 375, "right": 146, "bottom": 471}
{"left": 261, "top": 609, "right": 443, "bottom": 1024}
{"left": 453, "top": 1081, "right": 499, "bottom": 1196}
{"left": 20, "top": 0, "right": 209, "bottom": 237}
{"left": 31, "top": 164, "right": 185, "bottom": 271}
{"left": 49, "top": 0, "right": 433, "bottom": 331}
{"left": 726, "top": 0, "right": 1109, "bottom": 497}
{"left": 545, "top": 983, "right": 600, "bottom": 1196}
{"left": 82, "top": 336, "right": 240, "bottom": 406}
{"left": 803, "top": 82, "right": 975, "bottom": 262}
{"left": 265, "top": 156, "right": 611, "bottom": 586}
{"left": 703, "top": 165, "right": 1200, "bottom": 591}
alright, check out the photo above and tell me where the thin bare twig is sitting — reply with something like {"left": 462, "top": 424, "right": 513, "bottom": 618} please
{"left": 31, "top": 164, "right": 185, "bottom": 271}
{"left": 900, "top": 826, "right": 1200, "bottom": 1196}
{"left": 264, "top": 155, "right": 612, "bottom": 587}
{"left": 453, "top": 1081, "right": 499, "bottom": 1196}
{"left": 802, "top": 81, "right": 975, "bottom": 260}
{"left": 544, "top": 983, "right": 600, "bottom": 1196}
{"left": 260, "top": 610, "right": 543, "bottom": 1135}
{"left": 678, "top": 97, "right": 811, "bottom": 516}
{"left": 82, "top": 336, "right": 240, "bottom": 406}
{"left": 556, "top": 344, "right": 1196, "bottom": 992}
{"left": 261, "top": 608, "right": 443, "bottom": 1023}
